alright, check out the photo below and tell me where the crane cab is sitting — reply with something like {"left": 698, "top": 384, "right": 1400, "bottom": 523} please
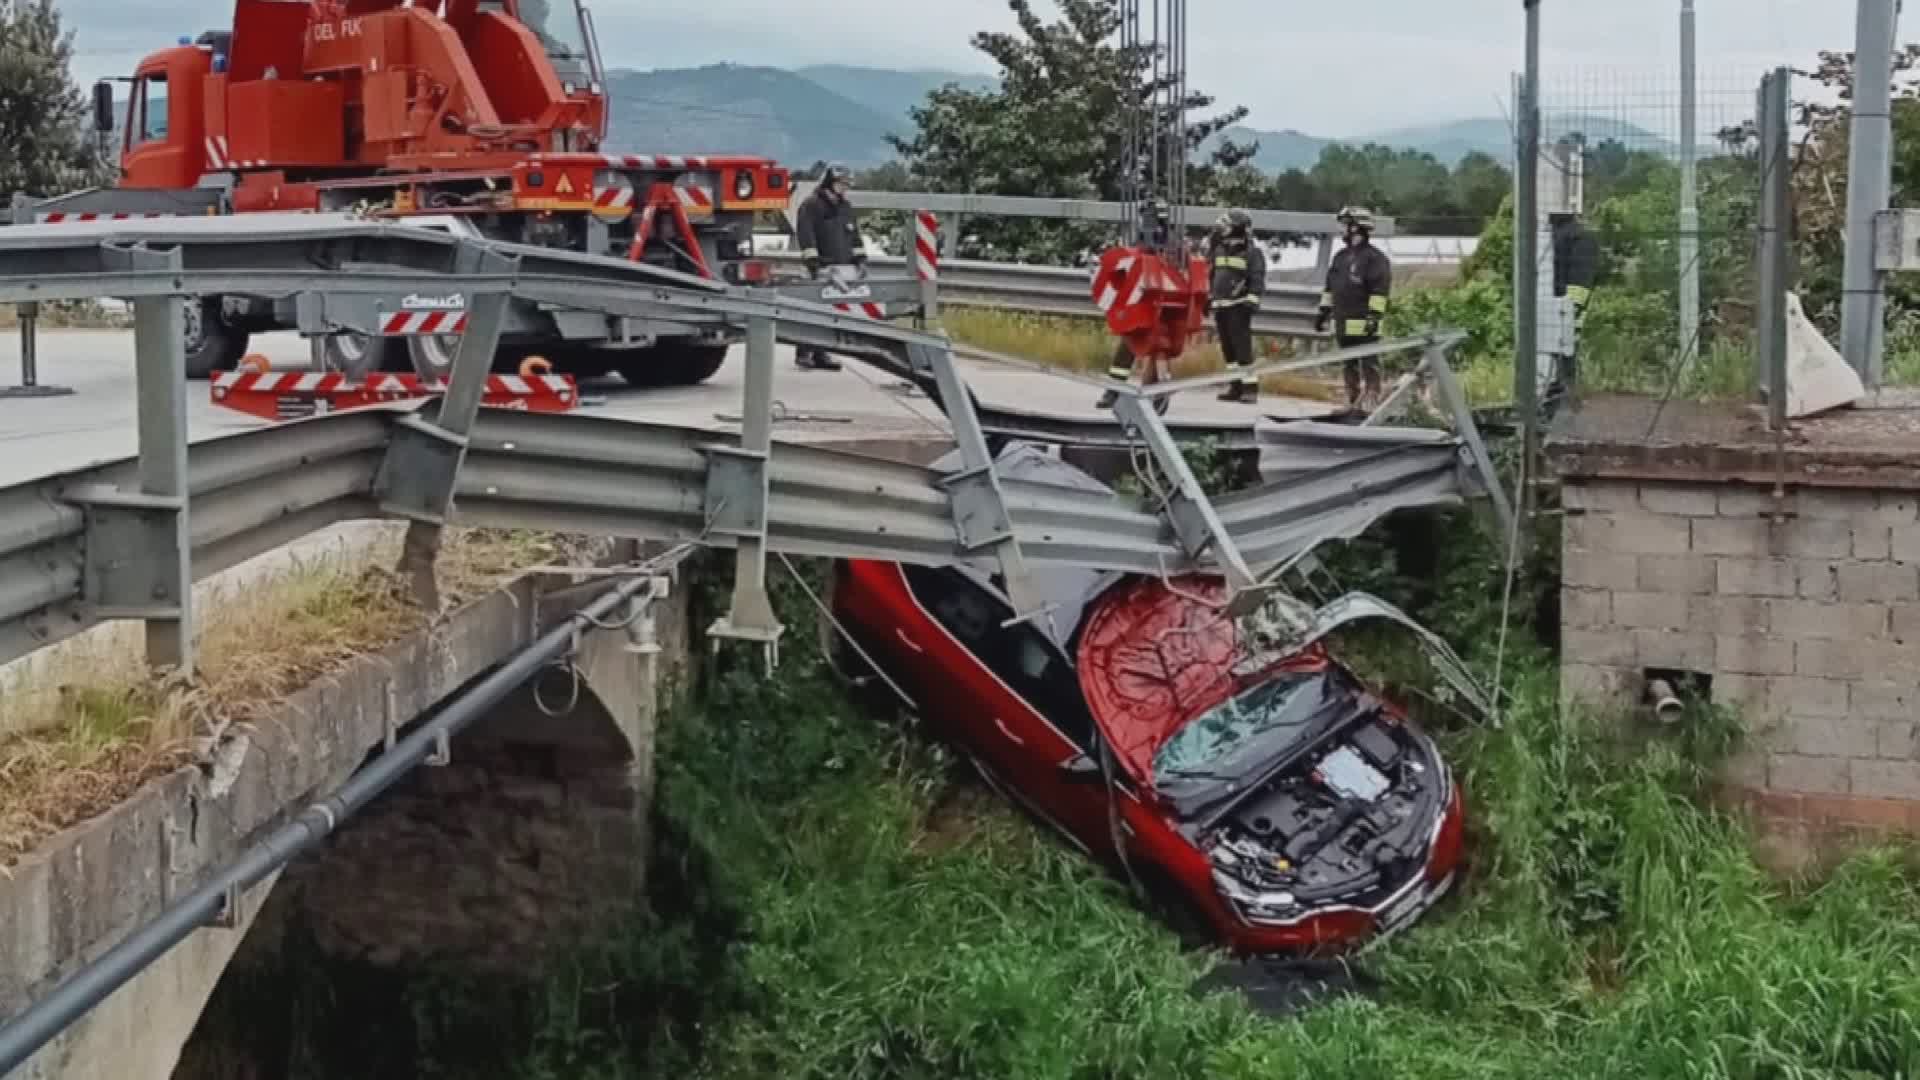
{"left": 107, "top": 43, "right": 213, "bottom": 190}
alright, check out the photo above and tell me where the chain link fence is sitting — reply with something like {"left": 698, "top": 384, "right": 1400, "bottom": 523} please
{"left": 1527, "top": 65, "right": 1763, "bottom": 400}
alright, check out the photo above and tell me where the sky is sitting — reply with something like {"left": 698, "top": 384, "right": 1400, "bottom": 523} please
{"left": 60, "top": 0, "right": 1907, "bottom": 137}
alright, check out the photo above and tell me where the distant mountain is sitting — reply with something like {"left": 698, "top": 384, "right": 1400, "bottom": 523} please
{"left": 794, "top": 65, "right": 997, "bottom": 130}
{"left": 604, "top": 65, "right": 898, "bottom": 166}
{"left": 1218, "top": 113, "right": 1675, "bottom": 172}
{"left": 602, "top": 65, "right": 1673, "bottom": 173}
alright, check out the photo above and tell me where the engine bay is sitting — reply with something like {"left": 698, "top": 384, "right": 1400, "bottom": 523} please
{"left": 1202, "top": 711, "right": 1447, "bottom": 924}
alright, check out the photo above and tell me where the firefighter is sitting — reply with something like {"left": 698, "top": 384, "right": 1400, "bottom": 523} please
{"left": 1209, "top": 209, "right": 1265, "bottom": 403}
{"left": 794, "top": 163, "right": 867, "bottom": 371}
{"left": 1316, "top": 206, "right": 1393, "bottom": 409}
{"left": 1544, "top": 209, "right": 1600, "bottom": 418}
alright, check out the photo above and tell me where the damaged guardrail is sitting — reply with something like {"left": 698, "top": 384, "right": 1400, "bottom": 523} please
{"left": 0, "top": 213, "right": 1507, "bottom": 680}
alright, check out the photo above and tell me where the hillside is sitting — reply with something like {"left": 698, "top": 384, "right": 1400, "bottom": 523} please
{"left": 1218, "top": 112, "right": 1673, "bottom": 172}
{"left": 603, "top": 65, "right": 897, "bottom": 165}
{"left": 794, "top": 64, "right": 997, "bottom": 129}
{"left": 601, "top": 65, "right": 1674, "bottom": 173}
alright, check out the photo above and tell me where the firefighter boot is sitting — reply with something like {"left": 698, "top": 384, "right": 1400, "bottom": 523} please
{"left": 796, "top": 348, "right": 842, "bottom": 372}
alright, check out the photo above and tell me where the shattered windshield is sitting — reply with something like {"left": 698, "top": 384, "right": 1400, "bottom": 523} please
{"left": 518, "top": 0, "right": 591, "bottom": 62}
{"left": 1152, "top": 671, "right": 1335, "bottom": 784}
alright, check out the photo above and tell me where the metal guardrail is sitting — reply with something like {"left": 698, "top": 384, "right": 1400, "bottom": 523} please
{"left": 790, "top": 184, "right": 1397, "bottom": 240}
{"left": 0, "top": 212, "right": 1503, "bottom": 673}
{"left": 767, "top": 251, "right": 1325, "bottom": 337}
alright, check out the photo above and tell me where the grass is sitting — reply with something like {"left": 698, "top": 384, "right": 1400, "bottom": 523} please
{"left": 0, "top": 527, "right": 560, "bottom": 867}
{"left": 577, "top": 542, "right": 1920, "bottom": 1078}
{"left": 941, "top": 308, "right": 1349, "bottom": 403}
{"left": 0, "top": 300, "right": 131, "bottom": 331}
{"left": 187, "top": 509, "right": 1920, "bottom": 1077}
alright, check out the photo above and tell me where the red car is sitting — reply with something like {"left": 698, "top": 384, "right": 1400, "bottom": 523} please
{"left": 830, "top": 450, "right": 1466, "bottom": 954}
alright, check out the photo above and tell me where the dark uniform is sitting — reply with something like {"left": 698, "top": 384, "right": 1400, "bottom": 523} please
{"left": 1545, "top": 213, "right": 1600, "bottom": 415}
{"left": 795, "top": 163, "right": 866, "bottom": 370}
{"left": 1318, "top": 207, "right": 1392, "bottom": 406}
{"left": 1208, "top": 210, "right": 1266, "bottom": 403}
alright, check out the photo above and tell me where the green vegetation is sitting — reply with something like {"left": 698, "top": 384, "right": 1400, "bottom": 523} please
{"left": 253, "top": 516, "right": 1920, "bottom": 1078}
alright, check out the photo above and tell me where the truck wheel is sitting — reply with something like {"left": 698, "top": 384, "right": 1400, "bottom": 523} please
{"left": 184, "top": 298, "right": 249, "bottom": 380}
{"left": 615, "top": 343, "right": 729, "bottom": 388}
{"left": 407, "top": 333, "right": 465, "bottom": 381}
{"left": 313, "top": 332, "right": 399, "bottom": 380}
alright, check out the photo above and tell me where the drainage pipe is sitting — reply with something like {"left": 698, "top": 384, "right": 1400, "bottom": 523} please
{"left": 0, "top": 559, "right": 680, "bottom": 1076}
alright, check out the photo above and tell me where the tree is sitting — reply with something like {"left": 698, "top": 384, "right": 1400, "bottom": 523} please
{"left": 0, "top": 0, "right": 108, "bottom": 198}
{"left": 1781, "top": 46, "right": 1920, "bottom": 325}
{"left": 888, "top": 0, "right": 1250, "bottom": 260}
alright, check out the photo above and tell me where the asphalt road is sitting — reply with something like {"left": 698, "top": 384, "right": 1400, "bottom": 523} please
{"left": 0, "top": 329, "right": 1334, "bottom": 487}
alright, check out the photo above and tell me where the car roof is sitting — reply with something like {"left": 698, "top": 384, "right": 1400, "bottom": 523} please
{"left": 931, "top": 442, "right": 1128, "bottom": 651}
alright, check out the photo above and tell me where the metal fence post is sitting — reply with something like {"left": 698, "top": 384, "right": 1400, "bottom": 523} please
{"left": 1756, "top": 68, "right": 1792, "bottom": 431}
{"left": 1678, "top": 0, "right": 1701, "bottom": 369}
{"left": 1515, "top": 1, "right": 1543, "bottom": 485}
{"left": 1841, "top": 0, "right": 1898, "bottom": 387}
{"left": 130, "top": 246, "right": 194, "bottom": 674}
{"left": 707, "top": 314, "right": 782, "bottom": 659}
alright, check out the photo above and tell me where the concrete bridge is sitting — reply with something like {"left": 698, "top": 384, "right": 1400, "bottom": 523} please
{"left": 0, "top": 541, "right": 692, "bottom": 1079}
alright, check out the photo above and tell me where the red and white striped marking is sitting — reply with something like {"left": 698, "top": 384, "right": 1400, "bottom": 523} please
{"left": 379, "top": 312, "right": 470, "bottom": 336}
{"left": 204, "top": 135, "right": 232, "bottom": 170}
{"left": 1092, "top": 254, "right": 1137, "bottom": 312}
{"left": 914, "top": 210, "right": 940, "bottom": 282}
{"left": 212, "top": 371, "right": 344, "bottom": 395}
{"left": 674, "top": 177, "right": 714, "bottom": 215}
{"left": 35, "top": 211, "right": 167, "bottom": 224}
{"left": 833, "top": 302, "right": 887, "bottom": 321}
{"left": 212, "top": 370, "right": 578, "bottom": 420}
{"left": 600, "top": 154, "right": 713, "bottom": 169}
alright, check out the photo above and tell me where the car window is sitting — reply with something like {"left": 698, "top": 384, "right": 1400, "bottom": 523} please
{"left": 904, "top": 566, "right": 1100, "bottom": 751}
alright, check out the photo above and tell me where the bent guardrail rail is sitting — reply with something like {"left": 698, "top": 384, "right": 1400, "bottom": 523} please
{"left": 0, "top": 213, "right": 1506, "bottom": 678}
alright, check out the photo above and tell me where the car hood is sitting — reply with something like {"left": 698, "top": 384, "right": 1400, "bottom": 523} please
{"left": 1075, "top": 575, "right": 1330, "bottom": 787}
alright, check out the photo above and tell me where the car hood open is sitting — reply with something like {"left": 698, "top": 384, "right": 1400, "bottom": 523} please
{"left": 1075, "top": 575, "right": 1328, "bottom": 786}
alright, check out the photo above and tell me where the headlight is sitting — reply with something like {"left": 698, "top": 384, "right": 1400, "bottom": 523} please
{"left": 734, "top": 172, "right": 756, "bottom": 200}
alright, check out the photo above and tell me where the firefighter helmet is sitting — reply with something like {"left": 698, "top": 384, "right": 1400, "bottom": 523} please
{"left": 1337, "top": 206, "right": 1376, "bottom": 232}
{"left": 823, "top": 162, "right": 854, "bottom": 187}
{"left": 1221, "top": 209, "right": 1253, "bottom": 233}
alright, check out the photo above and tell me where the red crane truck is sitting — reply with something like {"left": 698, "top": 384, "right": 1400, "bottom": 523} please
{"left": 43, "top": 0, "right": 792, "bottom": 384}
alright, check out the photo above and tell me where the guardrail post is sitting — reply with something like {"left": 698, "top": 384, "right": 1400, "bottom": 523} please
{"left": 706, "top": 314, "right": 782, "bottom": 662}
{"left": 372, "top": 244, "right": 520, "bottom": 609}
{"left": 132, "top": 246, "right": 193, "bottom": 673}
{"left": 1109, "top": 391, "right": 1263, "bottom": 614}
{"left": 1423, "top": 342, "right": 1516, "bottom": 544}
{"left": 906, "top": 340, "right": 1048, "bottom": 622}
{"left": 63, "top": 244, "right": 197, "bottom": 674}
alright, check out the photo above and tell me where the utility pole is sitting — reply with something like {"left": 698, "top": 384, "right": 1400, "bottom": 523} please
{"left": 1678, "top": 0, "right": 1700, "bottom": 369}
{"left": 1841, "top": 0, "right": 1900, "bottom": 387}
{"left": 1516, "top": 0, "right": 1543, "bottom": 478}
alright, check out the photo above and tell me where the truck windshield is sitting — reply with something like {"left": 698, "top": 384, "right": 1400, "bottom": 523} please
{"left": 518, "top": 0, "right": 591, "bottom": 63}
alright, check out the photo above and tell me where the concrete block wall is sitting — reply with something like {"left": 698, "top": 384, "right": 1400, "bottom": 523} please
{"left": 1562, "top": 479, "right": 1920, "bottom": 832}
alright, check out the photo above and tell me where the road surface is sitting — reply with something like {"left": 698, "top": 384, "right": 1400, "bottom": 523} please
{"left": 0, "top": 329, "right": 1336, "bottom": 486}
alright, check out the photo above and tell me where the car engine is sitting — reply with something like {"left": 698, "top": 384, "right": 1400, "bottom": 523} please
{"left": 1202, "top": 712, "right": 1448, "bottom": 925}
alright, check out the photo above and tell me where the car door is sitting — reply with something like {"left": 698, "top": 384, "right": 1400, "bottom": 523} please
{"left": 901, "top": 566, "right": 1112, "bottom": 847}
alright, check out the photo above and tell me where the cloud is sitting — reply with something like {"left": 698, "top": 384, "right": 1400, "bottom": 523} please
{"left": 59, "top": 0, "right": 1905, "bottom": 135}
